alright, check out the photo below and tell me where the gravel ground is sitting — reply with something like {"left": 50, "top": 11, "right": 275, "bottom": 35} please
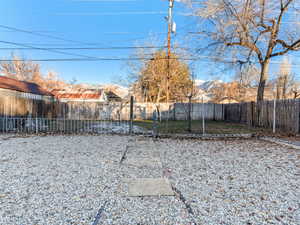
{"left": 275, "top": 137, "right": 300, "bottom": 147}
{"left": 0, "top": 135, "right": 299, "bottom": 225}
{"left": 161, "top": 139, "right": 300, "bottom": 225}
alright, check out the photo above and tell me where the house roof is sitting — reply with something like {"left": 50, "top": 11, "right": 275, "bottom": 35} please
{"left": 0, "top": 76, "right": 53, "bottom": 96}
{"left": 218, "top": 96, "right": 239, "bottom": 103}
{"left": 54, "top": 93, "right": 102, "bottom": 99}
{"left": 105, "top": 91, "right": 122, "bottom": 101}
{"left": 52, "top": 89, "right": 104, "bottom": 100}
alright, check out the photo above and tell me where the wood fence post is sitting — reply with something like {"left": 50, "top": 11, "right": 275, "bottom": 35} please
{"left": 295, "top": 99, "right": 300, "bottom": 134}
{"left": 188, "top": 96, "right": 192, "bottom": 132}
{"left": 251, "top": 101, "right": 255, "bottom": 127}
{"left": 239, "top": 103, "right": 242, "bottom": 123}
{"left": 224, "top": 104, "right": 227, "bottom": 121}
{"left": 129, "top": 96, "right": 134, "bottom": 134}
{"left": 221, "top": 104, "right": 225, "bottom": 120}
{"left": 173, "top": 103, "right": 176, "bottom": 120}
{"left": 273, "top": 98, "right": 276, "bottom": 133}
{"left": 213, "top": 104, "right": 215, "bottom": 121}
{"left": 202, "top": 98, "right": 205, "bottom": 135}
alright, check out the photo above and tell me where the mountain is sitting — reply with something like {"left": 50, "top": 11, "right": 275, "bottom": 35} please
{"left": 100, "top": 84, "right": 129, "bottom": 98}
{"left": 68, "top": 83, "right": 129, "bottom": 98}
{"left": 195, "top": 80, "right": 223, "bottom": 92}
{"left": 191, "top": 80, "right": 224, "bottom": 102}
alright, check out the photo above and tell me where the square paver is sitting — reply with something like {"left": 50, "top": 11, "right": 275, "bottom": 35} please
{"left": 126, "top": 178, "right": 174, "bottom": 197}
{"left": 124, "top": 157, "right": 162, "bottom": 168}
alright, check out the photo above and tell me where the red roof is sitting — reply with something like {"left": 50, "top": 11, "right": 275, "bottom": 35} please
{"left": 54, "top": 93, "right": 102, "bottom": 99}
{"left": 51, "top": 89, "right": 104, "bottom": 100}
{"left": 0, "top": 76, "right": 53, "bottom": 96}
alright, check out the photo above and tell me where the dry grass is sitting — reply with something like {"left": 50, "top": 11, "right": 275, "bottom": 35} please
{"left": 133, "top": 120, "right": 270, "bottom": 134}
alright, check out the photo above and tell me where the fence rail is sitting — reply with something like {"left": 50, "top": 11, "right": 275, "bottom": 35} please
{"left": 1, "top": 89, "right": 300, "bottom": 134}
{"left": 223, "top": 99, "right": 300, "bottom": 134}
{"left": 0, "top": 89, "right": 58, "bottom": 118}
{"left": 0, "top": 117, "right": 139, "bottom": 134}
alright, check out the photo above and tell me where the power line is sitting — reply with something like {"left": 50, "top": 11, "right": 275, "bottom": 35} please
{"left": 0, "top": 41, "right": 298, "bottom": 65}
{"left": 0, "top": 40, "right": 105, "bottom": 59}
{"left": 0, "top": 46, "right": 168, "bottom": 50}
{"left": 71, "top": 0, "right": 137, "bottom": 2}
{"left": 1, "top": 56, "right": 300, "bottom": 67}
{"left": 0, "top": 30, "right": 168, "bottom": 36}
{"left": 0, "top": 23, "right": 189, "bottom": 50}
{"left": 0, "top": 35, "right": 163, "bottom": 47}
{"left": 0, "top": 57, "right": 193, "bottom": 62}
{"left": 0, "top": 24, "right": 176, "bottom": 48}
{"left": 52, "top": 11, "right": 194, "bottom": 17}
{"left": 54, "top": 11, "right": 167, "bottom": 16}
{"left": 0, "top": 24, "right": 99, "bottom": 46}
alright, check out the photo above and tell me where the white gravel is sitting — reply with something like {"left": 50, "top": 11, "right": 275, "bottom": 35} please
{"left": 0, "top": 135, "right": 299, "bottom": 225}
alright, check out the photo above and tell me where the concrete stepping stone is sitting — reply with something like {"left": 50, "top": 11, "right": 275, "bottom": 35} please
{"left": 127, "top": 145, "right": 157, "bottom": 152}
{"left": 124, "top": 157, "right": 162, "bottom": 168}
{"left": 126, "top": 178, "right": 174, "bottom": 197}
{"left": 126, "top": 147, "right": 160, "bottom": 158}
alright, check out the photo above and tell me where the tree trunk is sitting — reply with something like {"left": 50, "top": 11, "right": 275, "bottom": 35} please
{"left": 282, "top": 75, "right": 287, "bottom": 99}
{"left": 155, "top": 87, "right": 162, "bottom": 121}
{"left": 294, "top": 92, "right": 298, "bottom": 99}
{"left": 256, "top": 60, "right": 270, "bottom": 126}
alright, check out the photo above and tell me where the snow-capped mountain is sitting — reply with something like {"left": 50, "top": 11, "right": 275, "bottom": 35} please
{"left": 72, "top": 83, "right": 129, "bottom": 98}
{"left": 100, "top": 84, "right": 129, "bottom": 98}
{"left": 195, "top": 80, "right": 223, "bottom": 91}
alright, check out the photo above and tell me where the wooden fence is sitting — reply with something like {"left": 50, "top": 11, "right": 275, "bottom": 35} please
{"left": 56, "top": 102, "right": 172, "bottom": 120}
{"left": 58, "top": 100, "right": 300, "bottom": 133}
{"left": 223, "top": 99, "right": 300, "bottom": 134}
{"left": 174, "top": 103, "right": 224, "bottom": 120}
{"left": 0, "top": 88, "right": 58, "bottom": 118}
{"left": 1, "top": 88, "right": 299, "bottom": 133}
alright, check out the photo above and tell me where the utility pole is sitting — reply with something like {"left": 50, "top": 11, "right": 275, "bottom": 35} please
{"left": 167, "top": 0, "right": 174, "bottom": 105}
{"left": 166, "top": 0, "right": 174, "bottom": 129}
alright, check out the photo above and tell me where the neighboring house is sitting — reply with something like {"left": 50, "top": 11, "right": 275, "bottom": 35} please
{"left": 239, "top": 86, "right": 276, "bottom": 102}
{"left": 0, "top": 75, "right": 54, "bottom": 100}
{"left": 105, "top": 91, "right": 122, "bottom": 102}
{"left": 51, "top": 88, "right": 123, "bottom": 120}
{"left": 192, "top": 89, "right": 213, "bottom": 103}
{"left": 218, "top": 97, "right": 239, "bottom": 104}
{"left": 52, "top": 89, "right": 106, "bottom": 102}
{"left": 52, "top": 88, "right": 123, "bottom": 103}
{"left": 0, "top": 76, "right": 56, "bottom": 122}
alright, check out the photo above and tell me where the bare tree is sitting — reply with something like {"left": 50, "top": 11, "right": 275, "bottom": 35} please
{"left": 275, "top": 57, "right": 295, "bottom": 99}
{"left": 43, "top": 71, "right": 66, "bottom": 91}
{"left": 235, "top": 64, "right": 260, "bottom": 88}
{"left": 185, "top": 0, "right": 300, "bottom": 120}
{"left": 0, "top": 54, "right": 66, "bottom": 91}
{"left": 211, "top": 81, "right": 244, "bottom": 103}
{"left": 0, "top": 55, "right": 37, "bottom": 81}
{"left": 31, "top": 64, "right": 45, "bottom": 87}
{"left": 291, "top": 81, "right": 300, "bottom": 99}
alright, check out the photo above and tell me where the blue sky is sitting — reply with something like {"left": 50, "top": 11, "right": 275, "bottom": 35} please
{"left": 0, "top": 0, "right": 200, "bottom": 84}
{"left": 0, "top": 0, "right": 299, "bottom": 85}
